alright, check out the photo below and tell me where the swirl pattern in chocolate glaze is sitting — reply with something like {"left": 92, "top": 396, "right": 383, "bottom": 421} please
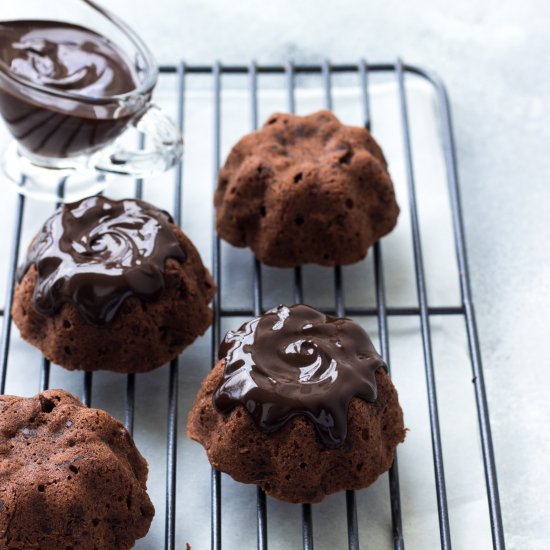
{"left": 214, "top": 304, "right": 386, "bottom": 447}
{"left": 17, "top": 196, "right": 186, "bottom": 325}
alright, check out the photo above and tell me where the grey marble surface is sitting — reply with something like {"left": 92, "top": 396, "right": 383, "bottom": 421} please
{"left": 1, "top": 1, "right": 549, "bottom": 548}
{"left": 117, "top": 2, "right": 550, "bottom": 547}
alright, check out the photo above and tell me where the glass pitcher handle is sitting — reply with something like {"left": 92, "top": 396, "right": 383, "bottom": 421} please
{"left": 93, "top": 105, "right": 183, "bottom": 176}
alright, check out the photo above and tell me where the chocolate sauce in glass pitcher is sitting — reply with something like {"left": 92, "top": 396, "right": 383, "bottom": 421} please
{"left": 0, "top": 20, "right": 141, "bottom": 157}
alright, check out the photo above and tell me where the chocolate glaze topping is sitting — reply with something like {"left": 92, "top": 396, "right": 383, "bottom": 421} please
{"left": 17, "top": 196, "right": 186, "bottom": 325}
{"left": 214, "top": 304, "right": 386, "bottom": 447}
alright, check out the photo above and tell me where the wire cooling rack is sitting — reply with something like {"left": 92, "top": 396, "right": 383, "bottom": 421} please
{"left": 0, "top": 60, "right": 505, "bottom": 550}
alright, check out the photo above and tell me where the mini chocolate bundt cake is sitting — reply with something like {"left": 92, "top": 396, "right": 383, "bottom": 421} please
{"left": 188, "top": 304, "right": 406, "bottom": 503}
{"left": 0, "top": 390, "right": 154, "bottom": 549}
{"left": 215, "top": 110, "right": 399, "bottom": 267}
{"left": 12, "top": 196, "right": 215, "bottom": 372}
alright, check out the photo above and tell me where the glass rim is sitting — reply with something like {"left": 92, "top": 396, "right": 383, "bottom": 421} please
{"left": 0, "top": 0, "right": 158, "bottom": 106}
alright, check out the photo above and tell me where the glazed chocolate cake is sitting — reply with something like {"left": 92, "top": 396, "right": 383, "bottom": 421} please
{"left": 188, "top": 304, "right": 406, "bottom": 503}
{"left": 12, "top": 196, "right": 215, "bottom": 373}
{"left": 0, "top": 390, "right": 154, "bottom": 549}
{"left": 215, "top": 110, "right": 399, "bottom": 267}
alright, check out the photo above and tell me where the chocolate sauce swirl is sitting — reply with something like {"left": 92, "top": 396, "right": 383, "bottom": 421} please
{"left": 0, "top": 21, "right": 140, "bottom": 157}
{"left": 17, "top": 196, "right": 186, "bottom": 325}
{"left": 214, "top": 304, "right": 386, "bottom": 447}
{"left": 0, "top": 21, "right": 138, "bottom": 97}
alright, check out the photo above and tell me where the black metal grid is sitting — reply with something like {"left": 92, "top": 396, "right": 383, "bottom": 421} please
{"left": 0, "top": 60, "right": 505, "bottom": 550}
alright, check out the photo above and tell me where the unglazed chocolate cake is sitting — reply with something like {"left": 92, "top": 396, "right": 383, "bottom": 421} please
{"left": 0, "top": 390, "right": 154, "bottom": 550}
{"left": 12, "top": 196, "right": 215, "bottom": 373}
{"left": 188, "top": 304, "right": 406, "bottom": 503}
{"left": 215, "top": 110, "right": 399, "bottom": 267}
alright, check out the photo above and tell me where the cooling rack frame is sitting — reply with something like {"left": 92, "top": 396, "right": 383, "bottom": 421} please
{"left": 0, "top": 59, "right": 505, "bottom": 550}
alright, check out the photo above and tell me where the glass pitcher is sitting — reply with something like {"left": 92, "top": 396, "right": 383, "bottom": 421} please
{"left": 0, "top": 0, "right": 182, "bottom": 202}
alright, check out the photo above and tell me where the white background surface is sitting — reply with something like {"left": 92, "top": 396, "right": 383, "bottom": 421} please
{"left": 1, "top": 1, "right": 549, "bottom": 548}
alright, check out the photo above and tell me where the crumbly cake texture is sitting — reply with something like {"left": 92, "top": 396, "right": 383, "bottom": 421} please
{"left": 187, "top": 360, "right": 406, "bottom": 504}
{"left": 0, "top": 390, "right": 154, "bottom": 550}
{"left": 12, "top": 222, "right": 215, "bottom": 373}
{"left": 215, "top": 110, "right": 399, "bottom": 267}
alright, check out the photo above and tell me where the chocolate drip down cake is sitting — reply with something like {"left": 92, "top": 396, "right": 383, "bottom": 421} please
{"left": 12, "top": 196, "right": 215, "bottom": 372}
{"left": 0, "top": 390, "right": 154, "bottom": 549}
{"left": 215, "top": 110, "right": 400, "bottom": 267}
{"left": 188, "top": 304, "right": 406, "bottom": 503}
